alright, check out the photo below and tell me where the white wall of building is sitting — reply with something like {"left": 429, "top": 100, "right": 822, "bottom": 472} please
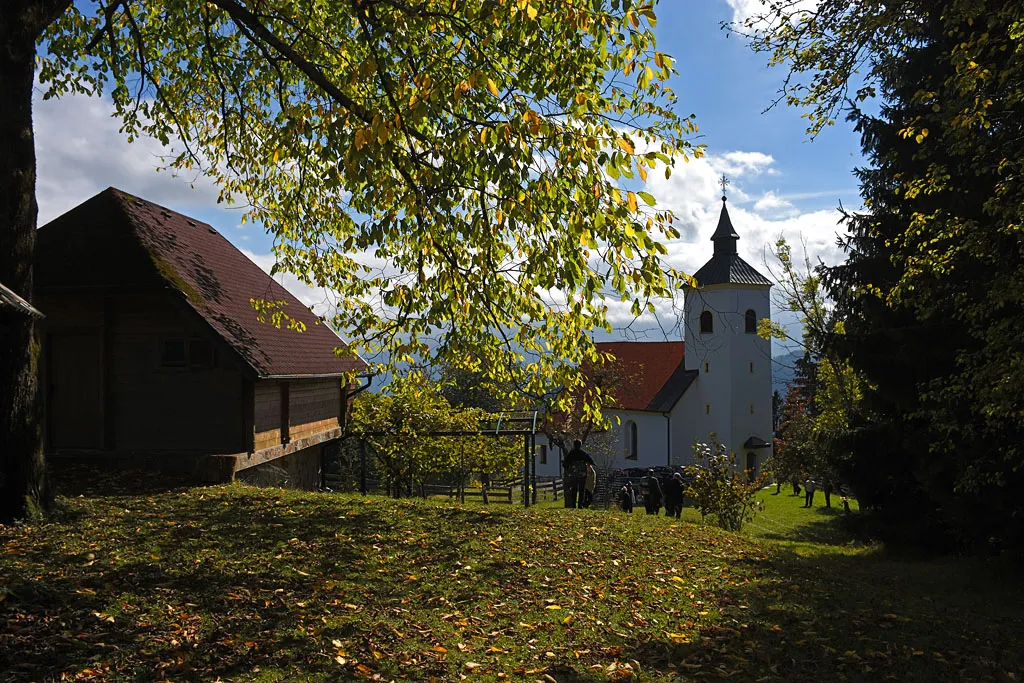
{"left": 679, "top": 283, "right": 773, "bottom": 474}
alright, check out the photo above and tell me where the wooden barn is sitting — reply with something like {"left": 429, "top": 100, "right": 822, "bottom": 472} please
{"left": 34, "top": 188, "right": 367, "bottom": 488}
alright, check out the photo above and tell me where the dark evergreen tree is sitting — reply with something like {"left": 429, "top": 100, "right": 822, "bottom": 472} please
{"left": 824, "top": 4, "right": 1024, "bottom": 552}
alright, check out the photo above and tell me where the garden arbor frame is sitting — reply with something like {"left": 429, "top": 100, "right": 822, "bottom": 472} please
{"left": 358, "top": 411, "right": 542, "bottom": 507}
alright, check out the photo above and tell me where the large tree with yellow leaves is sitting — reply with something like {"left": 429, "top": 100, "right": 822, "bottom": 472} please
{"left": 0, "top": 0, "right": 696, "bottom": 521}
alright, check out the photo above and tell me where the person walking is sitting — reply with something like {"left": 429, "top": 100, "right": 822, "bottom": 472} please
{"left": 663, "top": 472, "right": 684, "bottom": 519}
{"left": 643, "top": 469, "right": 662, "bottom": 515}
{"left": 562, "top": 439, "right": 594, "bottom": 509}
{"left": 618, "top": 485, "right": 633, "bottom": 513}
{"left": 803, "top": 476, "right": 817, "bottom": 508}
{"left": 583, "top": 463, "right": 597, "bottom": 508}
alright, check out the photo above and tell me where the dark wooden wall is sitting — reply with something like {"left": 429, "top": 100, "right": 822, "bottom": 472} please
{"left": 38, "top": 292, "right": 246, "bottom": 454}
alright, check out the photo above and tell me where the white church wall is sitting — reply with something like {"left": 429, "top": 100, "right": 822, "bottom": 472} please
{"left": 681, "top": 284, "right": 773, "bottom": 468}
{"left": 612, "top": 409, "right": 670, "bottom": 470}
{"left": 532, "top": 433, "right": 561, "bottom": 478}
{"left": 729, "top": 287, "right": 773, "bottom": 478}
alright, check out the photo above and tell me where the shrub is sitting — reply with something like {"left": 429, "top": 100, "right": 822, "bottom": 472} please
{"left": 685, "top": 437, "right": 763, "bottom": 532}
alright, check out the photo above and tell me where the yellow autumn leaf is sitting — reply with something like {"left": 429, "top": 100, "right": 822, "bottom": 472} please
{"left": 526, "top": 3, "right": 538, "bottom": 20}
{"left": 616, "top": 137, "right": 634, "bottom": 154}
{"left": 487, "top": 78, "right": 499, "bottom": 97}
{"left": 545, "top": 604, "right": 562, "bottom": 610}
{"left": 627, "top": 191, "right": 638, "bottom": 213}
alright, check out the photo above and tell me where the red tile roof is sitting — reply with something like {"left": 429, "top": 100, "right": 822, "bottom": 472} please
{"left": 593, "top": 341, "right": 691, "bottom": 412}
{"left": 36, "top": 188, "right": 365, "bottom": 378}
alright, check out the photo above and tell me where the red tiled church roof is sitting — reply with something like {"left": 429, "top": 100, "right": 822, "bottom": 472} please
{"left": 36, "top": 188, "right": 365, "bottom": 378}
{"left": 594, "top": 341, "right": 694, "bottom": 412}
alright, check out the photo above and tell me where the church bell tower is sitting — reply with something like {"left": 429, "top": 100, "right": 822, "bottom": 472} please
{"left": 675, "top": 177, "right": 774, "bottom": 475}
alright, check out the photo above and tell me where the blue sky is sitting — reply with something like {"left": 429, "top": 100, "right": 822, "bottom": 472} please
{"left": 33, "top": 0, "right": 862, "bottom": 355}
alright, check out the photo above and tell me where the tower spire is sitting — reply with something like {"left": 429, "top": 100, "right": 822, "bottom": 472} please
{"left": 711, "top": 175, "right": 738, "bottom": 255}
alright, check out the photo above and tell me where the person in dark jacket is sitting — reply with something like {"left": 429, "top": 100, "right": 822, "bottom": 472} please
{"left": 663, "top": 472, "right": 684, "bottom": 519}
{"left": 643, "top": 469, "right": 662, "bottom": 515}
{"left": 618, "top": 485, "right": 634, "bottom": 513}
{"left": 562, "top": 439, "right": 595, "bottom": 509}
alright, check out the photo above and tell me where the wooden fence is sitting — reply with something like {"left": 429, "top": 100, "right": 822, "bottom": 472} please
{"left": 421, "top": 478, "right": 563, "bottom": 504}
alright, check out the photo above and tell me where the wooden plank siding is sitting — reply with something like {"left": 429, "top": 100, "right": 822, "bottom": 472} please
{"left": 289, "top": 380, "right": 342, "bottom": 441}
{"left": 254, "top": 380, "right": 283, "bottom": 451}
{"left": 253, "top": 378, "right": 341, "bottom": 452}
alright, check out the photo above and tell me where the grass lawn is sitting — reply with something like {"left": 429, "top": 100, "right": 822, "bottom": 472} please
{"left": 2, "top": 470, "right": 1022, "bottom": 682}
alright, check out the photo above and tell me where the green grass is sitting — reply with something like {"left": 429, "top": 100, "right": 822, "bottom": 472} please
{"left": 1, "top": 469, "right": 1022, "bottom": 682}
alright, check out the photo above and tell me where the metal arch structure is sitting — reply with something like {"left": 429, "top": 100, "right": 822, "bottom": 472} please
{"left": 353, "top": 410, "right": 542, "bottom": 508}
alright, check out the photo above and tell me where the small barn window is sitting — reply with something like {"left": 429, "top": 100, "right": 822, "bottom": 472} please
{"left": 750, "top": 403, "right": 755, "bottom": 415}
{"left": 705, "top": 404, "right": 711, "bottom": 416}
{"left": 700, "top": 310, "right": 714, "bottom": 334}
{"left": 745, "top": 309, "right": 757, "bottom": 334}
{"left": 750, "top": 361, "right": 754, "bottom": 374}
{"left": 625, "top": 421, "right": 638, "bottom": 460}
{"left": 160, "top": 339, "right": 187, "bottom": 367}
{"left": 539, "top": 444, "right": 548, "bottom": 465}
{"left": 704, "top": 361, "right": 710, "bottom": 374}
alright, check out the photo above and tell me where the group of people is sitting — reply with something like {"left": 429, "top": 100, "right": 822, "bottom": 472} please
{"left": 562, "top": 439, "right": 598, "bottom": 509}
{"left": 561, "top": 441, "right": 689, "bottom": 516}
{"left": 617, "top": 469, "right": 685, "bottom": 518}
{"left": 782, "top": 476, "right": 841, "bottom": 509}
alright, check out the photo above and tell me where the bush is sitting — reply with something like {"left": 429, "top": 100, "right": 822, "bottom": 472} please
{"left": 685, "top": 438, "right": 763, "bottom": 532}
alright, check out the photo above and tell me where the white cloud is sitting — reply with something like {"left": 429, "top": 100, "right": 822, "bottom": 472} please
{"left": 753, "top": 190, "right": 798, "bottom": 217}
{"left": 33, "top": 89, "right": 222, "bottom": 224}
{"left": 725, "top": 0, "right": 818, "bottom": 26}
{"left": 715, "top": 151, "right": 778, "bottom": 177}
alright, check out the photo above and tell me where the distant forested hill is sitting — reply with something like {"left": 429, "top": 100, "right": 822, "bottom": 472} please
{"left": 771, "top": 350, "right": 803, "bottom": 397}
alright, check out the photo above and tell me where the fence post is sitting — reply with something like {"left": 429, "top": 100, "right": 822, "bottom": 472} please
{"left": 530, "top": 434, "right": 537, "bottom": 505}
{"left": 523, "top": 434, "right": 530, "bottom": 507}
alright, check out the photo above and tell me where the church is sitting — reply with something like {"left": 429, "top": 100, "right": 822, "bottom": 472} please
{"left": 535, "top": 193, "right": 773, "bottom": 478}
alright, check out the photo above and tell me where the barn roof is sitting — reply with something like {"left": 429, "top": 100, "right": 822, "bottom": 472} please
{"left": 593, "top": 341, "right": 695, "bottom": 413}
{"left": 36, "top": 188, "right": 365, "bottom": 378}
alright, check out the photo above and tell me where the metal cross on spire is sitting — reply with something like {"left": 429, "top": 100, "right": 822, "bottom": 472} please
{"left": 719, "top": 173, "right": 730, "bottom": 201}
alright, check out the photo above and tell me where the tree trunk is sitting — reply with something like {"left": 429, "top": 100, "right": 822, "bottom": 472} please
{"left": 0, "top": 2, "right": 66, "bottom": 523}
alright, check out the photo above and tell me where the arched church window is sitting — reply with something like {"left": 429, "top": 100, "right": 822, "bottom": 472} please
{"left": 700, "top": 310, "right": 713, "bottom": 334}
{"left": 745, "top": 309, "right": 757, "bottom": 334}
{"left": 625, "top": 421, "right": 638, "bottom": 460}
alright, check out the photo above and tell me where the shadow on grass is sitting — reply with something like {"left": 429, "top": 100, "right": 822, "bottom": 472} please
{"left": 49, "top": 460, "right": 198, "bottom": 497}
{"left": 613, "top": 548, "right": 1024, "bottom": 681}
{"left": 1, "top": 489, "right": 507, "bottom": 682}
